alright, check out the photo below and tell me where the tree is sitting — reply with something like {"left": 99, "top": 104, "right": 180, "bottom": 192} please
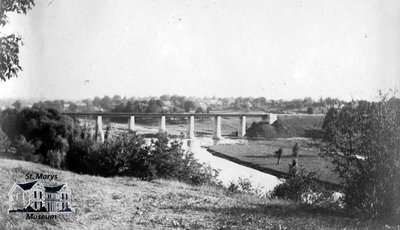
{"left": 1, "top": 0, "right": 35, "bottom": 81}
{"left": 112, "top": 95, "right": 122, "bottom": 105}
{"left": 81, "top": 99, "right": 93, "bottom": 112}
{"left": 92, "top": 96, "right": 101, "bottom": 107}
{"left": 12, "top": 100, "right": 22, "bottom": 110}
{"left": 320, "top": 96, "right": 400, "bottom": 221}
{"left": 160, "top": 94, "right": 170, "bottom": 101}
{"left": 32, "top": 100, "right": 63, "bottom": 111}
{"left": 183, "top": 100, "right": 195, "bottom": 113}
{"left": 0, "top": 106, "right": 78, "bottom": 166}
{"left": 306, "top": 107, "right": 313, "bottom": 114}
{"left": 124, "top": 101, "right": 135, "bottom": 112}
{"left": 195, "top": 107, "right": 203, "bottom": 113}
{"left": 146, "top": 99, "right": 163, "bottom": 113}
{"left": 170, "top": 95, "right": 186, "bottom": 108}
{"left": 68, "top": 102, "right": 78, "bottom": 112}
{"left": 113, "top": 103, "right": 125, "bottom": 113}
{"left": 100, "top": 96, "right": 112, "bottom": 111}
{"left": 134, "top": 100, "right": 148, "bottom": 113}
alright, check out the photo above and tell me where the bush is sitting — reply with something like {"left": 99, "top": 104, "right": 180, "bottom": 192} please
{"left": 66, "top": 133, "right": 220, "bottom": 185}
{"left": 320, "top": 96, "right": 400, "bottom": 221}
{"left": 227, "top": 181, "right": 240, "bottom": 194}
{"left": 47, "top": 150, "right": 63, "bottom": 169}
{"left": 15, "top": 136, "right": 40, "bottom": 162}
{"left": 0, "top": 128, "right": 11, "bottom": 152}
{"left": 65, "top": 137, "right": 99, "bottom": 174}
{"left": 271, "top": 161, "right": 320, "bottom": 202}
{"left": 237, "top": 177, "right": 253, "bottom": 192}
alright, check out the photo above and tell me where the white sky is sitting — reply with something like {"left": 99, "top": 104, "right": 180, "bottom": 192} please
{"left": 1, "top": 0, "right": 399, "bottom": 101}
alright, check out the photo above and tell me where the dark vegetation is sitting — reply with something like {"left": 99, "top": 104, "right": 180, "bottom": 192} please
{"left": 270, "top": 94, "right": 400, "bottom": 223}
{"left": 320, "top": 95, "right": 400, "bottom": 222}
{"left": 0, "top": 106, "right": 219, "bottom": 186}
{"left": 67, "top": 132, "right": 220, "bottom": 185}
{"left": 271, "top": 161, "right": 321, "bottom": 202}
{"left": 0, "top": 106, "right": 78, "bottom": 167}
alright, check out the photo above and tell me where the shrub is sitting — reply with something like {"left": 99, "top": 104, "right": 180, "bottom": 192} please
{"left": 15, "top": 136, "right": 39, "bottom": 162}
{"left": 66, "top": 133, "right": 220, "bottom": 185}
{"left": 271, "top": 161, "right": 320, "bottom": 202}
{"left": 65, "top": 137, "right": 99, "bottom": 174}
{"left": 46, "top": 150, "right": 63, "bottom": 169}
{"left": 187, "top": 162, "right": 220, "bottom": 186}
{"left": 0, "top": 128, "right": 11, "bottom": 152}
{"left": 320, "top": 96, "right": 400, "bottom": 221}
{"left": 227, "top": 181, "right": 239, "bottom": 194}
{"left": 237, "top": 177, "right": 253, "bottom": 192}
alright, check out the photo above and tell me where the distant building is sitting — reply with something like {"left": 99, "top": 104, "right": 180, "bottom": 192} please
{"left": 8, "top": 180, "right": 71, "bottom": 212}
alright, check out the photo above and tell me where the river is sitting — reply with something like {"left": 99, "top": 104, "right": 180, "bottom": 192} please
{"left": 181, "top": 137, "right": 283, "bottom": 195}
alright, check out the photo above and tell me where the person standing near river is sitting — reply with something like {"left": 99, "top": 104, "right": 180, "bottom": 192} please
{"left": 275, "top": 148, "right": 283, "bottom": 165}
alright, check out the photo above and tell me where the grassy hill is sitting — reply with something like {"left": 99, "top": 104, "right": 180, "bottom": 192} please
{"left": 0, "top": 158, "right": 384, "bottom": 230}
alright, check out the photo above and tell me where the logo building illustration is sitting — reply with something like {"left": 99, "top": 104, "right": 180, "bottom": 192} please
{"left": 8, "top": 180, "right": 72, "bottom": 213}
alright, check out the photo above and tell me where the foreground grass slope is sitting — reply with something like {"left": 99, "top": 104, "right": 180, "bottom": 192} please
{"left": 0, "top": 158, "right": 380, "bottom": 230}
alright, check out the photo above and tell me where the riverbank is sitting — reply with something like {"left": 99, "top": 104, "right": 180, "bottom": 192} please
{"left": 182, "top": 137, "right": 282, "bottom": 195}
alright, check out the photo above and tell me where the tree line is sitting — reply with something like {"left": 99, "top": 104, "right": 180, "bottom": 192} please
{"left": 4, "top": 95, "right": 346, "bottom": 114}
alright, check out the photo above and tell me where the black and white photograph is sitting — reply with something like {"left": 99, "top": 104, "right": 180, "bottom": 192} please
{"left": 1, "top": 0, "right": 399, "bottom": 229}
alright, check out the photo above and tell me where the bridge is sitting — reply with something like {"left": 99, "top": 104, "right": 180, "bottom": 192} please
{"left": 61, "top": 112, "right": 278, "bottom": 142}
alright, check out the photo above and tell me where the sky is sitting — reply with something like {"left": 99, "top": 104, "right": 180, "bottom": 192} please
{"left": 1, "top": 0, "right": 399, "bottom": 101}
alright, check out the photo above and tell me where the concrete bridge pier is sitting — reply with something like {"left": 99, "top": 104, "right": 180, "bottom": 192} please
{"left": 188, "top": 115, "right": 195, "bottom": 139}
{"left": 96, "top": 116, "right": 104, "bottom": 143}
{"left": 159, "top": 116, "right": 166, "bottom": 133}
{"left": 213, "top": 116, "right": 222, "bottom": 140}
{"left": 128, "top": 116, "right": 135, "bottom": 131}
{"left": 262, "top": 113, "right": 278, "bottom": 124}
{"left": 238, "top": 116, "right": 246, "bottom": 137}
